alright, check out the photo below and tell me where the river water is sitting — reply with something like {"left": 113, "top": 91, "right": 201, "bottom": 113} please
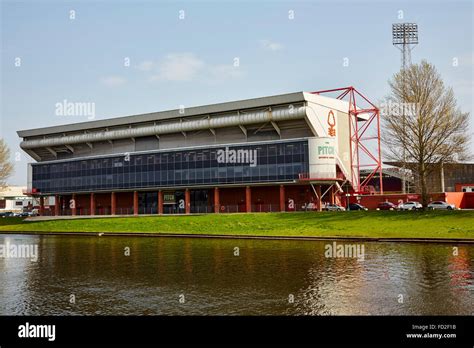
{"left": 0, "top": 234, "right": 472, "bottom": 315}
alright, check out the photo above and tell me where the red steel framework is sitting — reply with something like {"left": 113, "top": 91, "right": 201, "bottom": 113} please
{"left": 311, "top": 86, "right": 383, "bottom": 194}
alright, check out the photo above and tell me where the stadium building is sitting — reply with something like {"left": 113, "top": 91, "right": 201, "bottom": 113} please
{"left": 17, "top": 87, "right": 383, "bottom": 216}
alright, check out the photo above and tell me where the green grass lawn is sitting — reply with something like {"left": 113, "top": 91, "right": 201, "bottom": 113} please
{"left": 0, "top": 210, "right": 473, "bottom": 239}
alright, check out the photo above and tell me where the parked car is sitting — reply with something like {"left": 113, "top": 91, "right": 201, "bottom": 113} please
{"left": 377, "top": 202, "right": 397, "bottom": 211}
{"left": 302, "top": 203, "right": 317, "bottom": 211}
{"left": 0, "top": 211, "right": 14, "bottom": 218}
{"left": 348, "top": 203, "right": 368, "bottom": 211}
{"left": 324, "top": 203, "right": 346, "bottom": 211}
{"left": 398, "top": 201, "right": 423, "bottom": 211}
{"left": 427, "top": 201, "right": 456, "bottom": 210}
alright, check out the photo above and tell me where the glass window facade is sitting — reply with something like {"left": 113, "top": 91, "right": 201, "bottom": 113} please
{"left": 32, "top": 140, "right": 309, "bottom": 194}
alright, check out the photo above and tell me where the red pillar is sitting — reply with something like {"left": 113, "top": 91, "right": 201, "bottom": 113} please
{"left": 133, "top": 191, "right": 139, "bottom": 215}
{"left": 71, "top": 194, "right": 77, "bottom": 216}
{"left": 111, "top": 192, "right": 116, "bottom": 215}
{"left": 245, "top": 186, "right": 252, "bottom": 213}
{"left": 316, "top": 185, "right": 322, "bottom": 211}
{"left": 158, "top": 190, "right": 163, "bottom": 214}
{"left": 279, "top": 185, "right": 285, "bottom": 212}
{"left": 90, "top": 193, "right": 95, "bottom": 216}
{"left": 39, "top": 196, "right": 44, "bottom": 216}
{"left": 185, "top": 189, "right": 191, "bottom": 214}
{"left": 330, "top": 186, "right": 335, "bottom": 204}
{"left": 214, "top": 187, "right": 220, "bottom": 213}
{"left": 54, "top": 195, "right": 60, "bottom": 216}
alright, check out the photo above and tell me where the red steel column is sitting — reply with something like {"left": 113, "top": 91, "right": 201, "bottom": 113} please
{"left": 71, "top": 194, "right": 77, "bottom": 216}
{"left": 111, "top": 192, "right": 116, "bottom": 215}
{"left": 54, "top": 195, "right": 60, "bottom": 216}
{"left": 316, "top": 185, "right": 322, "bottom": 211}
{"left": 245, "top": 186, "right": 252, "bottom": 213}
{"left": 158, "top": 190, "right": 163, "bottom": 214}
{"left": 330, "top": 186, "right": 335, "bottom": 204}
{"left": 90, "top": 193, "right": 95, "bottom": 216}
{"left": 133, "top": 191, "right": 139, "bottom": 215}
{"left": 185, "top": 189, "right": 191, "bottom": 214}
{"left": 39, "top": 196, "right": 44, "bottom": 216}
{"left": 214, "top": 187, "right": 220, "bottom": 213}
{"left": 279, "top": 185, "right": 285, "bottom": 212}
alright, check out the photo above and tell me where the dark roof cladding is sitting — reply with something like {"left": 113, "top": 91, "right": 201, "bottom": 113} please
{"left": 17, "top": 92, "right": 306, "bottom": 138}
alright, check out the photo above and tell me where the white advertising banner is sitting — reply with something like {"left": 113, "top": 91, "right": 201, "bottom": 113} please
{"left": 308, "top": 137, "right": 336, "bottom": 179}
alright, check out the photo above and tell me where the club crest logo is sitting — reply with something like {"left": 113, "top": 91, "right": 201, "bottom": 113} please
{"left": 327, "top": 110, "right": 336, "bottom": 136}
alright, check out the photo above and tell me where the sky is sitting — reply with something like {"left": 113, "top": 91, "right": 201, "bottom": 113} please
{"left": 1, "top": 0, "right": 473, "bottom": 185}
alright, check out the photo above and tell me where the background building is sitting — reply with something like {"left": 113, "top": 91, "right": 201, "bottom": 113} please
{"left": 354, "top": 163, "right": 474, "bottom": 209}
{"left": 424, "top": 163, "right": 474, "bottom": 193}
{"left": 380, "top": 162, "right": 474, "bottom": 193}
{"left": 360, "top": 167, "right": 408, "bottom": 193}
{"left": 0, "top": 186, "right": 34, "bottom": 213}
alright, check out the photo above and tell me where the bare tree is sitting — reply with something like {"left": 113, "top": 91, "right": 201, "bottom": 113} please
{"left": 0, "top": 139, "right": 14, "bottom": 188}
{"left": 382, "top": 60, "right": 470, "bottom": 206}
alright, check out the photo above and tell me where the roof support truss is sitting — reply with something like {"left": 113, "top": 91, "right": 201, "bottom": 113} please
{"left": 238, "top": 125, "right": 247, "bottom": 137}
{"left": 270, "top": 121, "right": 281, "bottom": 137}
{"left": 45, "top": 147, "right": 57, "bottom": 158}
{"left": 64, "top": 144, "right": 74, "bottom": 153}
{"left": 25, "top": 149, "right": 41, "bottom": 161}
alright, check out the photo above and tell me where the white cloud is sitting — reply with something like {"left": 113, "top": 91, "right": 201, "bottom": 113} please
{"left": 209, "top": 64, "right": 243, "bottom": 81}
{"left": 150, "top": 53, "right": 204, "bottom": 81}
{"left": 142, "top": 53, "right": 243, "bottom": 83}
{"left": 136, "top": 60, "right": 154, "bottom": 71}
{"left": 260, "top": 40, "right": 283, "bottom": 51}
{"left": 100, "top": 76, "right": 126, "bottom": 87}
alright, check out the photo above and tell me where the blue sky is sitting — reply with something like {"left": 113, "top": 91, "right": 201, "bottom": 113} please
{"left": 1, "top": 0, "right": 473, "bottom": 185}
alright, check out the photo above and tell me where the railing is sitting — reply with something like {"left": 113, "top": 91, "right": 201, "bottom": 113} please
{"left": 251, "top": 204, "right": 280, "bottom": 213}
{"left": 163, "top": 206, "right": 186, "bottom": 215}
{"left": 41, "top": 209, "right": 54, "bottom": 216}
{"left": 191, "top": 206, "right": 214, "bottom": 214}
{"left": 62, "top": 209, "right": 72, "bottom": 216}
{"left": 138, "top": 207, "right": 158, "bottom": 215}
{"left": 298, "top": 172, "right": 345, "bottom": 180}
{"left": 217, "top": 204, "right": 246, "bottom": 213}
{"left": 57, "top": 207, "right": 135, "bottom": 216}
{"left": 116, "top": 208, "right": 134, "bottom": 215}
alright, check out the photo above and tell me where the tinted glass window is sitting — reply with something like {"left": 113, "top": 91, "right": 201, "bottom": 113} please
{"left": 32, "top": 140, "right": 310, "bottom": 193}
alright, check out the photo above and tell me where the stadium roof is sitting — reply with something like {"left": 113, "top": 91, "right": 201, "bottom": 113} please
{"left": 18, "top": 92, "right": 308, "bottom": 138}
{"left": 17, "top": 91, "right": 354, "bottom": 138}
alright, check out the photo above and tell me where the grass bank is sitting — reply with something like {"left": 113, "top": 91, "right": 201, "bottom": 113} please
{"left": 0, "top": 210, "right": 473, "bottom": 240}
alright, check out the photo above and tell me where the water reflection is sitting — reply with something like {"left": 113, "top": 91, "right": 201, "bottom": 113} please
{"left": 0, "top": 234, "right": 472, "bottom": 315}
